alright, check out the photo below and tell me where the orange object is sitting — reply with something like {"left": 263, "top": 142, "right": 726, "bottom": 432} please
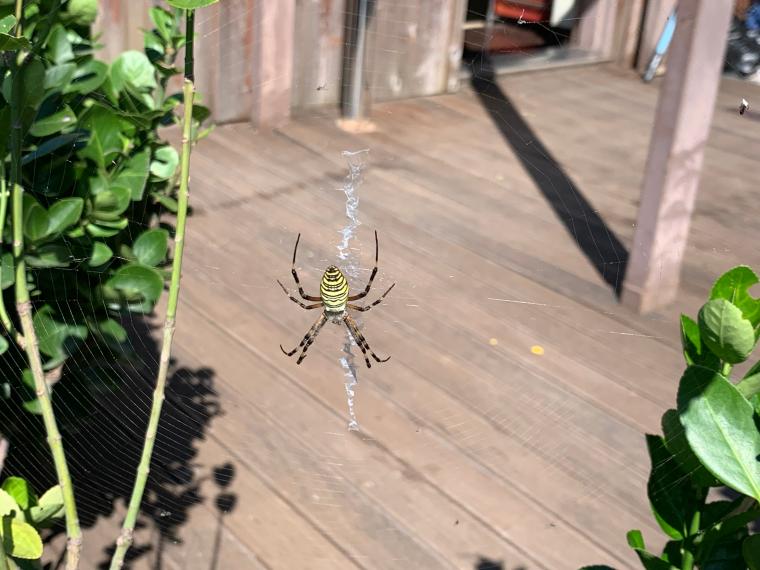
{"left": 494, "top": 0, "right": 551, "bottom": 23}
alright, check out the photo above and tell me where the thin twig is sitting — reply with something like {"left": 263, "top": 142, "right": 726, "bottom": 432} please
{"left": 109, "top": 9, "right": 196, "bottom": 569}
{"left": 10, "top": 2, "right": 81, "bottom": 568}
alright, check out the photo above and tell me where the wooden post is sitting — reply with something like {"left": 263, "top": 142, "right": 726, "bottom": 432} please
{"left": 621, "top": 0, "right": 733, "bottom": 313}
{"left": 251, "top": 0, "right": 295, "bottom": 128}
{"left": 612, "top": 0, "right": 646, "bottom": 67}
{"left": 573, "top": 0, "right": 619, "bottom": 58}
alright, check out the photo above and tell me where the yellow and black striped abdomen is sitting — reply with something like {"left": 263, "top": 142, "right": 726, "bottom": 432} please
{"left": 320, "top": 265, "right": 349, "bottom": 312}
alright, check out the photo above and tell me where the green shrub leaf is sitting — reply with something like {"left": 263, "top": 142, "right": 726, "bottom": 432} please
{"left": 167, "top": 0, "right": 220, "bottom": 8}
{"left": 1, "top": 252, "right": 14, "bottom": 289}
{"left": 114, "top": 148, "right": 151, "bottom": 200}
{"left": 0, "top": 489, "right": 21, "bottom": 520}
{"left": 22, "top": 196, "right": 50, "bottom": 242}
{"left": 625, "top": 530, "right": 678, "bottom": 570}
{"left": 0, "top": 32, "right": 30, "bottom": 51}
{"left": 133, "top": 229, "right": 168, "bottom": 267}
{"left": 64, "top": 59, "right": 108, "bottom": 94}
{"left": 150, "top": 145, "right": 178, "bottom": 180}
{"left": 66, "top": 0, "right": 98, "bottom": 26}
{"left": 30, "top": 105, "right": 77, "bottom": 137}
{"left": 661, "top": 409, "right": 717, "bottom": 487}
{"left": 0, "top": 336, "right": 7, "bottom": 356}
{"left": 698, "top": 299, "right": 755, "bottom": 364}
{"left": 33, "top": 305, "right": 88, "bottom": 361}
{"left": 47, "top": 197, "right": 83, "bottom": 234}
{"left": 28, "top": 485, "right": 64, "bottom": 526}
{"left": 0, "top": 15, "right": 16, "bottom": 35}
{"left": 107, "top": 264, "right": 164, "bottom": 303}
{"left": 87, "top": 242, "right": 112, "bottom": 268}
{"left": 92, "top": 187, "right": 131, "bottom": 220}
{"left": 711, "top": 265, "right": 760, "bottom": 328}
{"left": 677, "top": 365, "right": 760, "bottom": 500}
{"left": 26, "top": 244, "right": 72, "bottom": 268}
{"left": 680, "top": 314, "right": 720, "bottom": 369}
{"left": 1, "top": 477, "right": 36, "bottom": 511}
{"left": 44, "top": 62, "right": 76, "bottom": 91}
{"left": 645, "top": 435, "right": 693, "bottom": 539}
{"left": 744, "top": 534, "right": 760, "bottom": 570}
{"left": 80, "top": 107, "right": 123, "bottom": 168}
{"left": 111, "top": 50, "right": 157, "bottom": 94}
{"left": 1, "top": 516, "right": 43, "bottom": 559}
{"left": 46, "top": 24, "right": 73, "bottom": 64}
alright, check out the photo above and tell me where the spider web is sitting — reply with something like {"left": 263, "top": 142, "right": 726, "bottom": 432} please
{"left": 0, "top": 2, "right": 756, "bottom": 570}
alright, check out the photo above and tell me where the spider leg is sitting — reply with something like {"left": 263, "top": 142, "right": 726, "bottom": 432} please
{"left": 347, "top": 230, "right": 379, "bottom": 301}
{"left": 277, "top": 280, "right": 322, "bottom": 309}
{"left": 290, "top": 233, "right": 321, "bottom": 301}
{"left": 344, "top": 314, "right": 391, "bottom": 366}
{"left": 347, "top": 282, "right": 395, "bottom": 312}
{"left": 281, "top": 314, "right": 327, "bottom": 364}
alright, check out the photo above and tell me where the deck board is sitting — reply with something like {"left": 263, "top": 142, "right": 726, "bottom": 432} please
{"left": 79, "top": 65, "right": 760, "bottom": 569}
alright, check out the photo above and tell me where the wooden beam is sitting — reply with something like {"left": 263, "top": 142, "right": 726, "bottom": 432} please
{"left": 251, "top": 0, "right": 295, "bottom": 128}
{"left": 612, "top": 0, "right": 646, "bottom": 67}
{"left": 621, "top": 0, "right": 734, "bottom": 313}
{"left": 573, "top": 0, "right": 619, "bottom": 58}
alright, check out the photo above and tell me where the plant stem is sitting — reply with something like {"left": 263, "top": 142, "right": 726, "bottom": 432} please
{"left": 0, "top": 539, "right": 9, "bottom": 570}
{"left": 10, "top": 2, "right": 81, "bottom": 568}
{"left": 681, "top": 496, "right": 703, "bottom": 570}
{"left": 0, "top": 164, "right": 24, "bottom": 348}
{"left": 721, "top": 361, "right": 732, "bottom": 377}
{"left": 109, "top": 10, "right": 196, "bottom": 570}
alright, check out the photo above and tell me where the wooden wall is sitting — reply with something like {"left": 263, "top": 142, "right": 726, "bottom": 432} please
{"left": 94, "top": 0, "right": 467, "bottom": 123}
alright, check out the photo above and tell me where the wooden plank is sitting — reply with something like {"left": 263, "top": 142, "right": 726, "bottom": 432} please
{"left": 292, "top": 0, "right": 346, "bottom": 110}
{"left": 612, "top": 0, "right": 646, "bottom": 67}
{"left": 251, "top": 0, "right": 296, "bottom": 127}
{"left": 622, "top": 0, "right": 735, "bottom": 313}
{"left": 573, "top": 0, "right": 618, "bottom": 58}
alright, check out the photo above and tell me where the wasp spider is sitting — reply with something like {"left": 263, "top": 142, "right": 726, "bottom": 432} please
{"left": 278, "top": 231, "right": 395, "bottom": 368}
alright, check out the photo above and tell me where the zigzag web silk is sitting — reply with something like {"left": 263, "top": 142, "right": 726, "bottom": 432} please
{"left": 337, "top": 149, "right": 369, "bottom": 431}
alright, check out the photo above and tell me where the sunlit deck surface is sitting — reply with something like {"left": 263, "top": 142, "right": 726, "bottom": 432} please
{"left": 77, "top": 64, "right": 760, "bottom": 569}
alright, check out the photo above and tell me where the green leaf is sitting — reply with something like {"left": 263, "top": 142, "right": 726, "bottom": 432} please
{"left": 110, "top": 51, "right": 157, "bottom": 93}
{"left": 22, "top": 196, "right": 50, "bottom": 242}
{"left": 0, "top": 335, "right": 7, "bottom": 356}
{"left": 86, "top": 223, "right": 120, "bottom": 238}
{"left": 66, "top": 0, "right": 98, "bottom": 26}
{"left": 677, "top": 365, "right": 760, "bottom": 500}
{"left": 44, "top": 63, "right": 76, "bottom": 91}
{"left": 152, "top": 193, "right": 178, "bottom": 212}
{"left": 711, "top": 265, "right": 760, "bottom": 328}
{"left": 626, "top": 530, "right": 678, "bottom": 570}
{"left": 744, "top": 534, "right": 760, "bottom": 570}
{"left": 645, "top": 434, "right": 694, "bottom": 539}
{"left": 33, "top": 305, "right": 88, "bottom": 361}
{"left": 167, "top": 0, "right": 220, "bottom": 8}
{"left": 738, "top": 360, "right": 760, "bottom": 399}
{"left": 25, "top": 244, "right": 71, "bottom": 268}
{"left": 150, "top": 145, "right": 178, "bottom": 180}
{"left": 680, "top": 314, "right": 720, "bottom": 370}
{"left": 93, "top": 318, "right": 128, "bottom": 351}
{"left": 0, "top": 489, "right": 21, "bottom": 520}
{"left": 698, "top": 299, "right": 755, "bottom": 364}
{"left": 1, "top": 516, "right": 43, "bottom": 559}
{"left": 1, "top": 252, "right": 14, "bottom": 289}
{"left": 149, "top": 7, "right": 175, "bottom": 43}
{"left": 21, "top": 131, "right": 88, "bottom": 165}
{"left": 64, "top": 59, "right": 107, "bottom": 94}
{"left": 21, "top": 59, "right": 45, "bottom": 111}
{"left": 1, "top": 478, "right": 35, "bottom": 511}
{"left": 133, "top": 229, "right": 167, "bottom": 267}
{"left": 92, "top": 186, "right": 131, "bottom": 219}
{"left": 0, "top": 32, "right": 30, "bottom": 51}
{"left": 661, "top": 409, "right": 718, "bottom": 488}
{"left": 46, "top": 24, "right": 73, "bottom": 63}
{"left": 0, "top": 15, "right": 15, "bottom": 35}
{"left": 107, "top": 264, "right": 164, "bottom": 303}
{"left": 80, "top": 107, "right": 123, "bottom": 168}
{"left": 87, "top": 241, "right": 112, "bottom": 267}
{"left": 47, "top": 197, "right": 83, "bottom": 234}
{"left": 29, "top": 105, "right": 76, "bottom": 137}
{"left": 28, "top": 485, "right": 63, "bottom": 526}
{"left": 114, "top": 148, "right": 151, "bottom": 200}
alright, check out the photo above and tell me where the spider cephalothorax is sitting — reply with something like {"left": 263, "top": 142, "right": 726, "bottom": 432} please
{"left": 277, "top": 231, "right": 395, "bottom": 368}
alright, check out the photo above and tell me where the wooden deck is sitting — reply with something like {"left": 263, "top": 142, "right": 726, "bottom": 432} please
{"left": 75, "top": 64, "right": 760, "bottom": 569}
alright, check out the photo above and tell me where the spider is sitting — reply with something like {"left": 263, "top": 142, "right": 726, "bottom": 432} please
{"left": 277, "top": 231, "right": 395, "bottom": 368}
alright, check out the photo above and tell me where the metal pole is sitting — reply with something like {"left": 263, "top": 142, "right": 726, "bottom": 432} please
{"left": 341, "top": 0, "right": 374, "bottom": 119}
